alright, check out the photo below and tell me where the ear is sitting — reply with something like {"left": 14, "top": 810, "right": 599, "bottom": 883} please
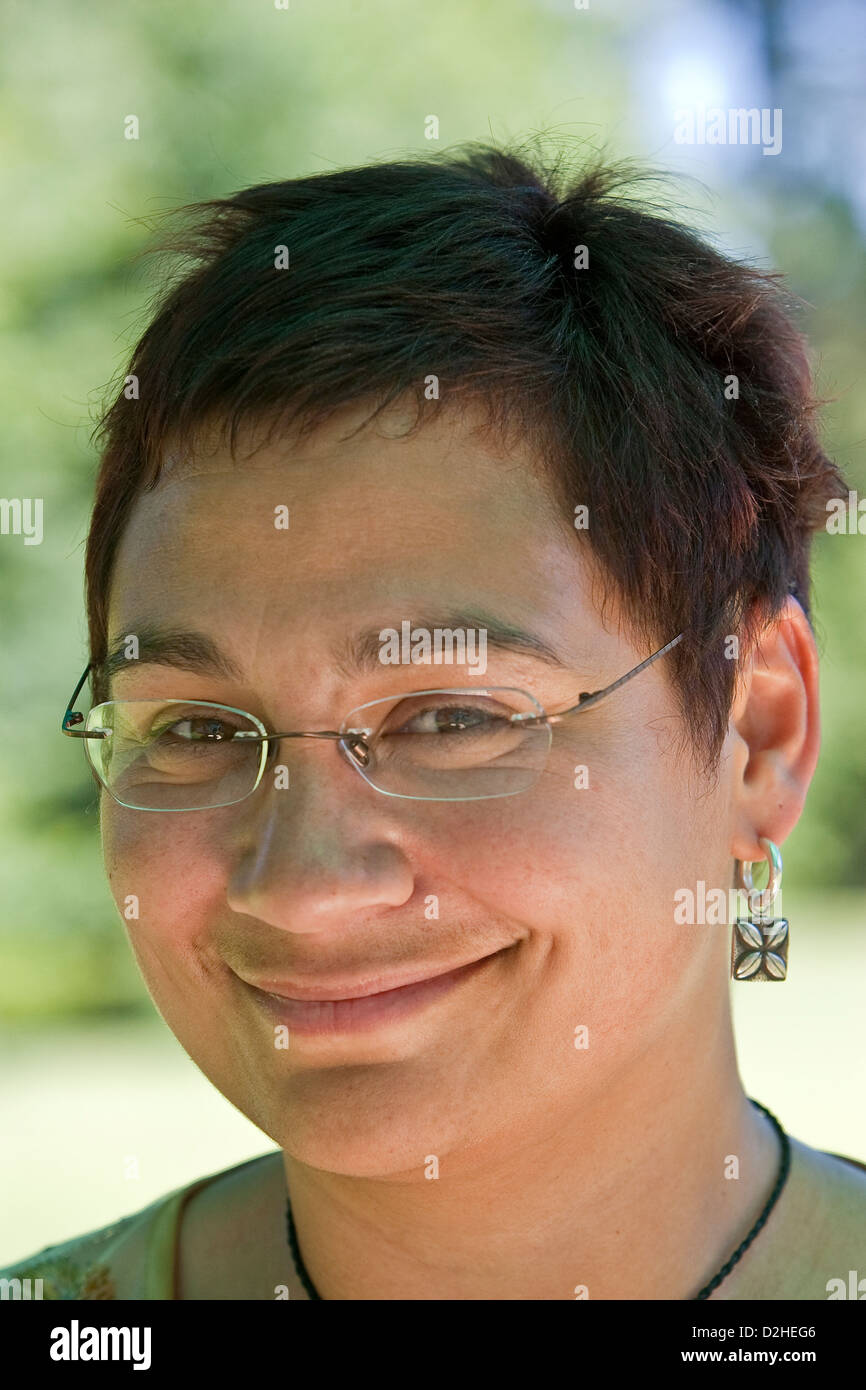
{"left": 728, "top": 597, "right": 821, "bottom": 862}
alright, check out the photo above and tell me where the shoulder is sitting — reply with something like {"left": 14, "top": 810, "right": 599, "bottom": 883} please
{"left": 794, "top": 1138, "right": 866, "bottom": 1216}
{"left": 0, "top": 1158, "right": 267, "bottom": 1300}
{"left": 793, "top": 1140, "right": 866, "bottom": 1269}
{"left": 0, "top": 1204, "right": 164, "bottom": 1301}
{"left": 175, "top": 1150, "right": 291, "bottom": 1299}
{"left": 721, "top": 1135, "right": 866, "bottom": 1300}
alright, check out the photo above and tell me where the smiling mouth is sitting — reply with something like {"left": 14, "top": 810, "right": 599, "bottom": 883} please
{"left": 238, "top": 946, "right": 510, "bottom": 1036}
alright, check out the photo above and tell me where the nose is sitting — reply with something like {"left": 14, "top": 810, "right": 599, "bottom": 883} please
{"left": 225, "top": 737, "right": 416, "bottom": 935}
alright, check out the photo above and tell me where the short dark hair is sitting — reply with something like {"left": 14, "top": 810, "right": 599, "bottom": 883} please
{"left": 86, "top": 139, "right": 847, "bottom": 775}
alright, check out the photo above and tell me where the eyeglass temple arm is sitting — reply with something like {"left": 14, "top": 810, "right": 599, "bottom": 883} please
{"left": 517, "top": 632, "right": 685, "bottom": 727}
{"left": 62, "top": 661, "right": 107, "bottom": 738}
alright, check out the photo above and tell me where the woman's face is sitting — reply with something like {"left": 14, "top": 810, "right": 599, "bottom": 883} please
{"left": 101, "top": 402, "right": 737, "bottom": 1177}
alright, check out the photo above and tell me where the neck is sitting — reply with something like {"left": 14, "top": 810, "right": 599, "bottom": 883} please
{"left": 281, "top": 990, "right": 781, "bottom": 1301}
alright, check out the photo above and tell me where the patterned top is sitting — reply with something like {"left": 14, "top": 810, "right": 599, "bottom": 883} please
{"left": 3, "top": 1149, "right": 865, "bottom": 1300}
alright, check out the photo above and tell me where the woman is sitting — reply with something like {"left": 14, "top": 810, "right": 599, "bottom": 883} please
{"left": 4, "top": 140, "right": 865, "bottom": 1300}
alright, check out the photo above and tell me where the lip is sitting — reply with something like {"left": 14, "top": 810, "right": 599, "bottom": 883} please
{"left": 237, "top": 947, "right": 508, "bottom": 1036}
{"left": 242, "top": 952, "right": 505, "bottom": 1002}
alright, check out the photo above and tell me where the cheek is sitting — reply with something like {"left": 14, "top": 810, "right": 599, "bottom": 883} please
{"left": 438, "top": 740, "right": 722, "bottom": 1045}
{"left": 100, "top": 798, "right": 225, "bottom": 1006}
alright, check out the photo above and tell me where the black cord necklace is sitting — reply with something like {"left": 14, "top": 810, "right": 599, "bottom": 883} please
{"left": 285, "top": 1097, "right": 790, "bottom": 1302}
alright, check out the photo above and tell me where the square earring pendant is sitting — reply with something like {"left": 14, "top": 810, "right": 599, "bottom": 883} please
{"left": 731, "top": 917, "right": 789, "bottom": 981}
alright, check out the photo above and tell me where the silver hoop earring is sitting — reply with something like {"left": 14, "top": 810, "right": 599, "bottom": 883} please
{"left": 731, "top": 836, "right": 788, "bottom": 981}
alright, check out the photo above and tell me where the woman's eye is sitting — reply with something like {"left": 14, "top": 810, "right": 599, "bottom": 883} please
{"left": 152, "top": 716, "right": 238, "bottom": 742}
{"left": 395, "top": 704, "right": 506, "bottom": 735}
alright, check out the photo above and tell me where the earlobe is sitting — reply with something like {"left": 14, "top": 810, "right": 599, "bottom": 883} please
{"left": 728, "top": 597, "right": 820, "bottom": 859}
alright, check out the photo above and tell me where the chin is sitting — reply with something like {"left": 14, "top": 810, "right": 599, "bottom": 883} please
{"left": 256, "top": 1066, "right": 479, "bottom": 1179}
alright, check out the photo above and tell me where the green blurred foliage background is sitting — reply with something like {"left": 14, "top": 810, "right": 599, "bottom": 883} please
{"left": 0, "top": 0, "right": 863, "bottom": 1029}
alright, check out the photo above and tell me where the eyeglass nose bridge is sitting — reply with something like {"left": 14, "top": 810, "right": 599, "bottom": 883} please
{"left": 270, "top": 727, "right": 375, "bottom": 771}
{"left": 263, "top": 727, "right": 374, "bottom": 771}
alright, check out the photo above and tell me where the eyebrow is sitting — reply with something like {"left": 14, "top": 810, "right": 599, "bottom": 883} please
{"left": 103, "top": 611, "right": 577, "bottom": 686}
{"left": 103, "top": 625, "right": 244, "bottom": 684}
{"left": 334, "top": 610, "right": 574, "bottom": 678}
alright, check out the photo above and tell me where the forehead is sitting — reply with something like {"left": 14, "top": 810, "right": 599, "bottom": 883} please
{"left": 107, "top": 403, "right": 596, "bottom": 670}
